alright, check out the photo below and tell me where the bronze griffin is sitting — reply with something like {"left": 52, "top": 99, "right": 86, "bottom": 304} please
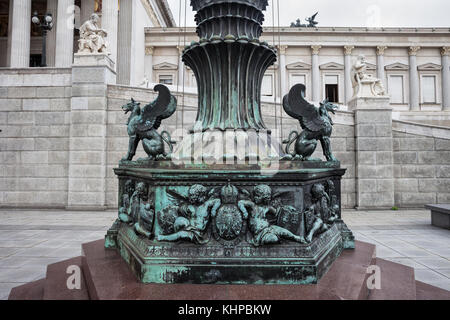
{"left": 282, "top": 84, "right": 339, "bottom": 162}
{"left": 121, "top": 85, "right": 177, "bottom": 161}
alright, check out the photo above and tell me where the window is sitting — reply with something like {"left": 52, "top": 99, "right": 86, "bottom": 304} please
{"left": 422, "top": 76, "right": 436, "bottom": 103}
{"left": 159, "top": 75, "right": 173, "bottom": 85}
{"left": 30, "top": 54, "right": 41, "bottom": 68}
{"left": 325, "top": 75, "right": 339, "bottom": 103}
{"left": 261, "top": 75, "right": 273, "bottom": 96}
{"left": 388, "top": 75, "right": 404, "bottom": 104}
{"left": 290, "top": 74, "right": 306, "bottom": 88}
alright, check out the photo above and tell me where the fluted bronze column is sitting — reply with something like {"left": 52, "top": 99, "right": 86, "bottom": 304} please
{"left": 183, "top": 0, "right": 276, "bottom": 132}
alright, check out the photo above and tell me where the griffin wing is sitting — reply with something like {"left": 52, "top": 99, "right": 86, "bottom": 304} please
{"left": 311, "top": 12, "right": 318, "bottom": 20}
{"left": 283, "top": 83, "right": 326, "bottom": 132}
{"left": 137, "top": 84, "right": 177, "bottom": 132}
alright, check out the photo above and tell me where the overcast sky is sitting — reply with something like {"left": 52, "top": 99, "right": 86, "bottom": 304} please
{"left": 166, "top": 0, "right": 450, "bottom": 28}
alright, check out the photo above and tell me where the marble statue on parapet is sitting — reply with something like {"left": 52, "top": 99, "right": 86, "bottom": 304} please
{"left": 78, "top": 13, "right": 109, "bottom": 54}
{"left": 304, "top": 182, "right": 339, "bottom": 242}
{"left": 238, "top": 185, "right": 306, "bottom": 246}
{"left": 121, "top": 85, "right": 177, "bottom": 161}
{"left": 282, "top": 83, "right": 339, "bottom": 162}
{"left": 157, "top": 185, "right": 220, "bottom": 244}
{"left": 351, "top": 55, "right": 386, "bottom": 98}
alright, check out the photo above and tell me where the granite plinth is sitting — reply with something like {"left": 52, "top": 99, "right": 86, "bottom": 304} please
{"left": 8, "top": 239, "right": 450, "bottom": 300}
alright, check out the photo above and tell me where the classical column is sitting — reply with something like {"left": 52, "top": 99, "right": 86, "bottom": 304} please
{"left": 376, "top": 46, "right": 387, "bottom": 87}
{"left": 408, "top": 46, "right": 421, "bottom": 111}
{"left": 311, "top": 45, "right": 321, "bottom": 102}
{"left": 102, "top": 0, "right": 119, "bottom": 65}
{"left": 6, "top": 0, "right": 13, "bottom": 66}
{"left": 344, "top": 45, "right": 354, "bottom": 104}
{"left": 279, "top": 45, "right": 288, "bottom": 96}
{"left": 117, "top": 0, "right": 133, "bottom": 84}
{"left": 145, "top": 46, "right": 154, "bottom": 83}
{"left": 55, "top": 0, "right": 75, "bottom": 67}
{"left": 46, "top": 0, "right": 58, "bottom": 67}
{"left": 441, "top": 47, "right": 450, "bottom": 111}
{"left": 177, "top": 45, "right": 185, "bottom": 87}
{"left": 8, "top": 0, "right": 32, "bottom": 68}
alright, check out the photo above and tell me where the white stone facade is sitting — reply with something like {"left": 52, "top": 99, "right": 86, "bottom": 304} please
{"left": 145, "top": 27, "right": 450, "bottom": 113}
{"left": 0, "top": 3, "right": 450, "bottom": 211}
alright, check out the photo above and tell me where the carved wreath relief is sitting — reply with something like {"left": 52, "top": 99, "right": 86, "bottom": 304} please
{"left": 118, "top": 180, "right": 340, "bottom": 247}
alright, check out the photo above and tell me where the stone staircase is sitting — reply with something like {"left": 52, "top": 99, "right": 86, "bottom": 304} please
{"left": 8, "top": 240, "right": 450, "bottom": 300}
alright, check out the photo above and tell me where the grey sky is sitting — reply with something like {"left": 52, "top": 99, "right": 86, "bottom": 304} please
{"left": 166, "top": 0, "right": 450, "bottom": 28}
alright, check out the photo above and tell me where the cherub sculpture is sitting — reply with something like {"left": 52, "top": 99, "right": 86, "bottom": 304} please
{"left": 303, "top": 182, "right": 339, "bottom": 242}
{"left": 78, "top": 13, "right": 108, "bottom": 54}
{"left": 156, "top": 185, "right": 220, "bottom": 244}
{"left": 282, "top": 84, "right": 339, "bottom": 162}
{"left": 118, "top": 180, "right": 134, "bottom": 223}
{"left": 351, "top": 55, "right": 386, "bottom": 97}
{"left": 238, "top": 185, "right": 306, "bottom": 246}
{"left": 121, "top": 85, "right": 177, "bottom": 161}
{"left": 118, "top": 181, "right": 155, "bottom": 239}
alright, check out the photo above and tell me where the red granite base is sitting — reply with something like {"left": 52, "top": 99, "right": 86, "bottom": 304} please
{"left": 8, "top": 239, "right": 450, "bottom": 300}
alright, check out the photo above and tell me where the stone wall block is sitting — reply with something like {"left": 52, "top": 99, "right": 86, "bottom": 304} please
{"left": 7, "top": 87, "right": 36, "bottom": 98}
{"left": 0, "top": 99, "right": 21, "bottom": 111}
{"left": 23, "top": 99, "right": 51, "bottom": 111}
{"left": 418, "top": 179, "right": 450, "bottom": 193}
{"left": 435, "top": 139, "right": 450, "bottom": 151}
{"left": 418, "top": 151, "right": 450, "bottom": 165}
{"left": 72, "top": 67, "right": 106, "bottom": 83}
{"left": 393, "top": 152, "right": 418, "bottom": 164}
{"left": 36, "top": 87, "right": 66, "bottom": 98}
{"left": 401, "top": 165, "right": 435, "bottom": 178}
{"left": 394, "top": 179, "right": 419, "bottom": 192}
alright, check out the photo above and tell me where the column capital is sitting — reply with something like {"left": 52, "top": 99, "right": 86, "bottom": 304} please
{"left": 376, "top": 46, "right": 388, "bottom": 56}
{"left": 311, "top": 45, "right": 322, "bottom": 55}
{"left": 278, "top": 45, "right": 288, "bottom": 55}
{"left": 344, "top": 45, "right": 355, "bottom": 56}
{"left": 408, "top": 46, "right": 421, "bottom": 56}
{"left": 145, "top": 46, "right": 154, "bottom": 55}
{"left": 441, "top": 46, "right": 450, "bottom": 57}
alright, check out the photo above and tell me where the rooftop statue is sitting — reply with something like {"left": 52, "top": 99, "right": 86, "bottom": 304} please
{"left": 282, "top": 84, "right": 339, "bottom": 162}
{"left": 306, "top": 12, "right": 319, "bottom": 27}
{"left": 78, "top": 13, "right": 108, "bottom": 54}
{"left": 351, "top": 55, "right": 387, "bottom": 98}
{"left": 290, "top": 12, "right": 319, "bottom": 28}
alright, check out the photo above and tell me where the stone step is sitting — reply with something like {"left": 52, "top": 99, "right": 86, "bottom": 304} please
{"left": 81, "top": 239, "right": 376, "bottom": 300}
{"left": 43, "top": 256, "right": 89, "bottom": 300}
{"left": 415, "top": 281, "right": 450, "bottom": 300}
{"left": 8, "top": 279, "right": 46, "bottom": 300}
{"left": 368, "top": 258, "right": 416, "bottom": 300}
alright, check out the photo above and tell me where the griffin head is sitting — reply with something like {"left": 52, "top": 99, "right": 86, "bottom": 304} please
{"left": 320, "top": 99, "right": 339, "bottom": 115}
{"left": 122, "top": 98, "right": 140, "bottom": 114}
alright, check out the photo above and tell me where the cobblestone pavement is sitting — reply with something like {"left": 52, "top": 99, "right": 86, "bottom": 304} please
{"left": 0, "top": 209, "right": 449, "bottom": 300}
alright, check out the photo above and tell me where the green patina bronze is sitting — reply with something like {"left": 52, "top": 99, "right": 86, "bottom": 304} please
{"left": 105, "top": 0, "right": 355, "bottom": 285}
